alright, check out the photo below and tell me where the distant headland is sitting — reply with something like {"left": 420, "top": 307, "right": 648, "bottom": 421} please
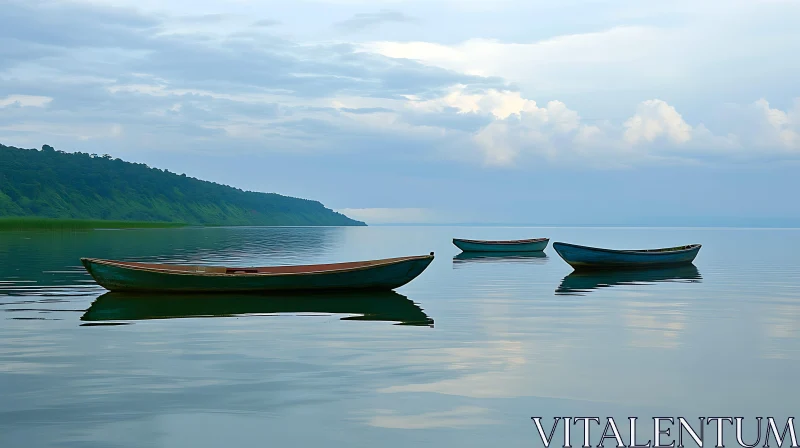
{"left": 0, "top": 143, "right": 366, "bottom": 229}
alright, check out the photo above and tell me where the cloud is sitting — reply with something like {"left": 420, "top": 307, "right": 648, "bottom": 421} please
{"left": 1, "top": 0, "right": 799, "bottom": 173}
{"left": 407, "top": 85, "right": 538, "bottom": 120}
{"left": 338, "top": 106, "right": 395, "bottom": 114}
{"left": 0, "top": 0, "right": 506, "bottom": 154}
{"left": 752, "top": 98, "right": 800, "bottom": 151}
{"left": 359, "top": 25, "right": 685, "bottom": 93}
{"left": 397, "top": 86, "right": 800, "bottom": 168}
{"left": 0, "top": 95, "right": 53, "bottom": 108}
{"left": 1, "top": 1, "right": 498, "bottom": 100}
{"left": 399, "top": 86, "right": 607, "bottom": 166}
{"left": 0, "top": 0, "right": 160, "bottom": 50}
{"left": 174, "top": 14, "right": 233, "bottom": 24}
{"left": 333, "top": 10, "right": 417, "bottom": 32}
{"left": 358, "top": 0, "right": 800, "bottom": 112}
{"left": 251, "top": 19, "right": 280, "bottom": 27}
{"left": 623, "top": 99, "right": 692, "bottom": 145}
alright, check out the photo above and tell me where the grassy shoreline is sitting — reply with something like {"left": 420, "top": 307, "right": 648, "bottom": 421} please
{"left": 0, "top": 218, "right": 188, "bottom": 231}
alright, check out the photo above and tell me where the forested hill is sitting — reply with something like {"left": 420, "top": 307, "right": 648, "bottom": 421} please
{"left": 0, "top": 143, "right": 365, "bottom": 226}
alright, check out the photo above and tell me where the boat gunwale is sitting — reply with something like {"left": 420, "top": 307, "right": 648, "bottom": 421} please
{"left": 453, "top": 237, "right": 549, "bottom": 245}
{"left": 80, "top": 253, "right": 434, "bottom": 278}
{"left": 552, "top": 242, "right": 701, "bottom": 255}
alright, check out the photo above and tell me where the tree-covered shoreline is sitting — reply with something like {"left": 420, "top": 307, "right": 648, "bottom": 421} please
{"left": 0, "top": 217, "right": 188, "bottom": 231}
{"left": 0, "top": 143, "right": 365, "bottom": 227}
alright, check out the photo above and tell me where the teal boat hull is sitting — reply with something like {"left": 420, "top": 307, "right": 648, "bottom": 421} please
{"left": 452, "top": 238, "right": 549, "bottom": 252}
{"left": 552, "top": 242, "right": 701, "bottom": 270}
{"left": 80, "top": 254, "right": 434, "bottom": 293}
{"left": 81, "top": 291, "right": 434, "bottom": 326}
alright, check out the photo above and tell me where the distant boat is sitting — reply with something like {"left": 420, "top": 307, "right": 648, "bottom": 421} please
{"left": 552, "top": 242, "right": 701, "bottom": 270}
{"left": 81, "top": 291, "right": 434, "bottom": 326}
{"left": 452, "top": 238, "right": 549, "bottom": 253}
{"left": 556, "top": 264, "right": 702, "bottom": 295}
{"left": 80, "top": 253, "right": 434, "bottom": 293}
{"left": 453, "top": 251, "right": 547, "bottom": 264}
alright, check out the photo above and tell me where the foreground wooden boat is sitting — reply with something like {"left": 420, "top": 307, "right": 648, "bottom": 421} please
{"left": 81, "top": 291, "right": 433, "bottom": 326}
{"left": 552, "top": 242, "right": 701, "bottom": 270}
{"left": 80, "top": 253, "right": 434, "bottom": 293}
{"left": 452, "top": 238, "right": 549, "bottom": 253}
{"left": 556, "top": 264, "right": 701, "bottom": 295}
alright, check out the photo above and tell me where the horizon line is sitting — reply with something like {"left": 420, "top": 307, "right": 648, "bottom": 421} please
{"left": 363, "top": 223, "right": 800, "bottom": 229}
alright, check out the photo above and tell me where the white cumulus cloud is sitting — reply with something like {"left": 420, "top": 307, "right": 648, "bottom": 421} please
{"left": 623, "top": 99, "right": 693, "bottom": 146}
{"left": 396, "top": 87, "right": 800, "bottom": 168}
{"left": 752, "top": 98, "right": 800, "bottom": 151}
{"left": 406, "top": 85, "right": 537, "bottom": 119}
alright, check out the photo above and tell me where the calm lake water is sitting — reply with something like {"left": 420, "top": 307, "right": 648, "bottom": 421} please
{"left": 1, "top": 226, "right": 799, "bottom": 447}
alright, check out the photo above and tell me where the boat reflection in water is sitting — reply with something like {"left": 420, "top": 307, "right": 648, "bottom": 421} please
{"left": 80, "top": 291, "right": 434, "bottom": 327}
{"left": 453, "top": 251, "right": 548, "bottom": 266}
{"left": 555, "top": 264, "right": 702, "bottom": 296}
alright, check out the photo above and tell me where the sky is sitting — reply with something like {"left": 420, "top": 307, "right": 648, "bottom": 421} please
{"left": 1, "top": 0, "right": 799, "bottom": 225}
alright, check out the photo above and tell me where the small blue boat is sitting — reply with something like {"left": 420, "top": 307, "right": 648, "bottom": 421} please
{"left": 452, "top": 238, "right": 549, "bottom": 253}
{"left": 552, "top": 242, "right": 701, "bottom": 270}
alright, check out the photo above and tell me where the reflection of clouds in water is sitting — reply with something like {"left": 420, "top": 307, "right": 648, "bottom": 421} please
{"left": 399, "top": 340, "right": 527, "bottom": 372}
{"left": 374, "top": 290, "right": 694, "bottom": 405}
{"left": 767, "top": 305, "right": 800, "bottom": 338}
{"left": 623, "top": 300, "right": 687, "bottom": 349}
{"left": 0, "top": 330, "right": 78, "bottom": 374}
{"left": 476, "top": 288, "right": 607, "bottom": 334}
{"left": 0, "top": 361, "right": 71, "bottom": 374}
{"left": 371, "top": 298, "right": 545, "bottom": 399}
{"left": 374, "top": 330, "right": 590, "bottom": 400}
{"left": 371, "top": 288, "right": 613, "bottom": 400}
{"left": 364, "top": 406, "right": 496, "bottom": 429}
{"left": 764, "top": 303, "right": 800, "bottom": 360}
{"left": 379, "top": 371, "right": 523, "bottom": 399}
